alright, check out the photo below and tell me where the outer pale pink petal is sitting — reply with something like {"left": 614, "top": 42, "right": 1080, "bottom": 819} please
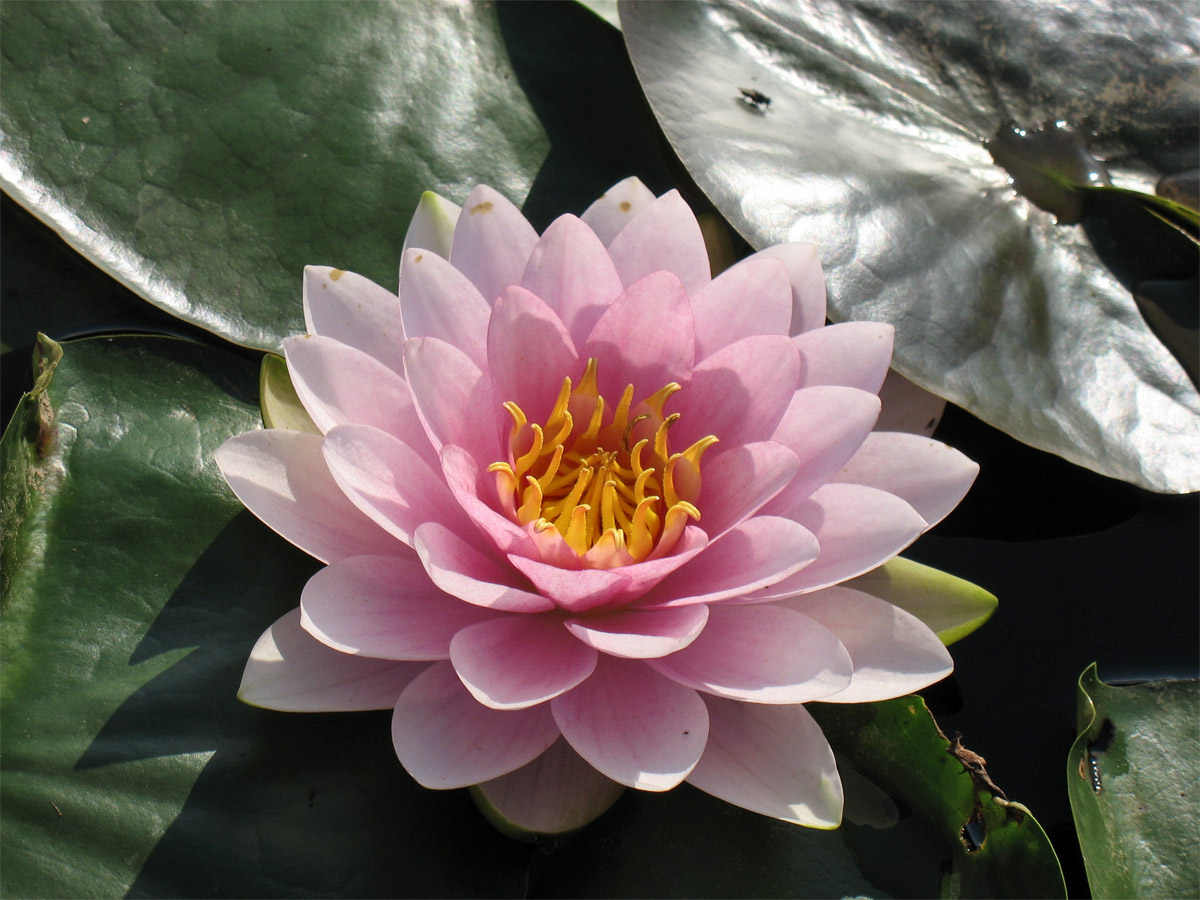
{"left": 696, "top": 441, "right": 799, "bottom": 540}
{"left": 322, "top": 424, "right": 467, "bottom": 546}
{"left": 404, "top": 337, "right": 501, "bottom": 462}
{"left": 762, "top": 386, "right": 880, "bottom": 513}
{"left": 392, "top": 662, "right": 560, "bottom": 789}
{"left": 605, "top": 190, "right": 711, "bottom": 295}
{"left": 580, "top": 176, "right": 657, "bottom": 246}
{"left": 691, "top": 256, "right": 793, "bottom": 357}
{"left": 834, "top": 432, "right": 979, "bottom": 526}
{"left": 402, "top": 189, "right": 461, "bottom": 259}
{"left": 521, "top": 214, "right": 625, "bottom": 344}
{"left": 782, "top": 587, "right": 953, "bottom": 703}
{"left": 414, "top": 522, "right": 554, "bottom": 613}
{"left": 747, "top": 243, "right": 826, "bottom": 335}
{"left": 551, "top": 656, "right": 709, "bottom": 791}
{"left": 565, "top": 605, "right": 710, "bottom": 659}
{"left": 639, "top": 517, "right": 819, "bottom": 608}
{"left": 398, "top": 249, "right": 491, "bottom": 370}
{"left": 795, "top": 322, "right": 894, "bottom": 393}
{"left": 215, "top": 430, "right": 401, "bottom": 563}
{"left": 876, "top": 369, "right": 946, "bottom": 436}
{"left": 302, "top": 266, "right": 405, "bottom": 372}
{"left": 753, "top": 483, "right": 929, "bottom": 600}
{"left": 646, "top": 604, "right": 853, "bottom": 703}
{"left": 239, "top": 609, "right": 425, "bottom": 711}
{"left": 440, "top": 445, "right": 540, "bottom": 558}
{"left": 675, "top": 335, "right": 800, "bottom": 451}
{"left": 507, "top": 554, "right": 632, "bottom": 613}
{"left": 487, "top": 287, "right": 580, "bottom": 425}
{"left": 450, "top": 185, "right": 539, "bottom": 305}
{"left": 299, "top": 555, "right": 499, "bottom": 661}
{"left": 580, "top": 271, "right": 695, "bottom": 403}
{"left": 283, "top": 335, "right": 429, "bottom": 448}
{"left": 687, "top": 695, "right": 843, "bottom": 827}
{"left": 473, "top": 736, "right": 625, "bottom": 834}
{"left": 450, "top": 615, "right": 598, "bottom": 710}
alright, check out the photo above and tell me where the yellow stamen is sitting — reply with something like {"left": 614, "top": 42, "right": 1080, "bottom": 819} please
{"left": 489, "top": 358, "right": 716, "bottom": 563}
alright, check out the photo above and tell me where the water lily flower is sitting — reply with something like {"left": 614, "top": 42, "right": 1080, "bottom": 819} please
{"left": 216, "top": 177, "right": 979, "bottom": 830}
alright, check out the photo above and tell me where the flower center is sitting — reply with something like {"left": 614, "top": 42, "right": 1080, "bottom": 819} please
{"left": 488, "top": 359, "right": 717, "bottom": 568}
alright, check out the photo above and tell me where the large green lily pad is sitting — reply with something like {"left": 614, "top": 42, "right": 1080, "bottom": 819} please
{"left": 0, "top": 1, "right": 549, "bottom": 352}
{"left": 0, "top": 335, "right": 537, "bottom": 898}
{"left": 620, "top": 0, "right": 1200, "bottom": 492}
{"left": 1068, "top": 664, "right": 1200, "bottom": 899}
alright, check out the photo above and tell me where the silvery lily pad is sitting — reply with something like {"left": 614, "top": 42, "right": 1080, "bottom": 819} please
{"left": 620, "top": 0, "right": 1200, "bottom": 492}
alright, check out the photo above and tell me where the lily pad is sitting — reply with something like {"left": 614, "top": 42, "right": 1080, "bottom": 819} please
{"left": 1068, "top": 664, "right": 1200, "bottom": 899}
{"left": 620, "top": 0, "right": 1200, "bottom": 492}
{"left": 0, "top": 0, "right": 549, "bottom": 352}
{"left": 0, "top": 335, "right": 535, "bottom": 898}
{"left": 810, "top": 696, "right": 1066, "bottom": 899}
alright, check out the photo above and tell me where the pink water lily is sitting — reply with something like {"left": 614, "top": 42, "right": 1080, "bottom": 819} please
{"left": 216, "top": 177, "right": 979, "bottom": 829}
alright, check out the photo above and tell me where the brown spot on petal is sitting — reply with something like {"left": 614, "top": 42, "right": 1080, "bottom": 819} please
{"left": 469, "top": 201, "right": 494, "bottom": 215}
{"left": 329, "top": 269, "right": 344, "bottom": 281}
{"left": 619, "top": 201, "right": 632, "bottom": 212}
{"left": 414, "top": 253, "right": 424, "bottom": 263}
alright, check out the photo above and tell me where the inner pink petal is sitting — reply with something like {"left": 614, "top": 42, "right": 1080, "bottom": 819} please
{"left": 646, "top": 604, "right": 853, "bottom": 703}
{"left": 487, "top": 286, "right": 580, "bottom": 427}
{"left": 605, "top": 189, "right": 710, "bottom": 296}
{"left": 551, "top": 656, "right": 709, "bottom": 791}
{"left": 392, "top": 661, "right": 560, "bottom": 790}
{"left": 398, "top": 248, "right": 491, "bottom": 371}
{"left": 580, "top": 270, "right": 696, "bottom": 404}
{"left": 691, "top": 255, "right": 793, "bottom": 357}
{"left": 520, "top": 214, "right": 625, "bottom": 345}
{"left": 449, "top": 185, "right": 539, "bottom": 306}
{"left": 565, "top": 605, "right": 710, "bottom": 659}
{"left": 450, "top": 614, "right": 598, "bottom": 709}
{"left": 403, "top": 336, "right": 501, "bottom": 463}
{"left": 414, "top": 521, "right": 554, "bottom": 613}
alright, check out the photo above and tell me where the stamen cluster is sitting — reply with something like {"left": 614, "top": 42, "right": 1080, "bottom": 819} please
{"left": 489, "top": 359, "right": 717, "bottom": 567}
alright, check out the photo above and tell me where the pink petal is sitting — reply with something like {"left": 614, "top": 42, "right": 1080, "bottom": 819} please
{"left": 795, "top": 322, "right": 894, "bottom": 393}
{"left": 565, "top": 605, "right": 710, "bottom": 659}
{"left": 640, "top": 516, "right": 819, "bottom": 607}
{"left": 746, "top": 243, "right": 826, "bottom": 335}
{"left": 762, "top": 386, "right": 881, "bottom": 514}
{"left": 403, "top": 336, "right": 501, "bottom": 463}
{"left": 449, "top": 185, "right": 539, "bottom": 305}
{"left": 402, "top": 190, "right": 461, "bottom": 259}
{"left": 580, "top": 271, "right": 695, "bottom": 404}
{"left": 691, "top": 255, "right": 793, "bottom": 357}
{"left": 551, "top": 656, "right": 709, "bottom": 791}
{"left": 215, "top": 430, "right": 402, "bottom": 564}
{"left": 687, "top": 695, "right": 842, "bottom": 827}
{"left": 398, "top": 248, "right": 491, "bottom": 370}
{"left": 646, "top": 604, "right": 852, "bottom": 703}
{"left": 239, "top": 609, "right": 425, "bottom": 711}
{"left": 414, "top": 521, "right": 554, "bottom": 613}
{"left": 605, "top": 189, "right": 710, "bottom": 295}
{"left": 487, "top": 286, "right": 580, "bottom": 426}
{"left": 450, "top": 615, "right": 598, "bottom": 709}
{"left": 299, "top": 554, "right": 499, "bottom": 660}
{"left": 283, "top": 335, "right": 430, "bottom": 449}
{"left": 833, "top": 431, "right": 978, "bottom": 526}
{"left": 506, "top": 554, "right": 632, "bottom": 613}
{"left": 580, "top": 176, "right": 657, "bottom": 246}
{"left": 752, "top": 483, "right": 929, "bottom": 600}
{"left": 595, "top": 526, "right": 711, "bottom": 606}
{"left": 473, "top": 736, "right": 625, "bottom": 834}
{"left": 302, "top": 266, "right": 405, "bottom": 372}
{"left": 675, "top": 335, "right": 800, "bottom": 452}
{"left": 876, "top": 369, "right": 946, "bottom": 436}
{"left": 322, "top": 423, "right": 467, "bottom": 546}
{"left": 696, "top": 441, "right": 799, "bottom": 540}
{"left": 440, "top": 444, "right": 540, "bottom": 558}
{"left": 782, "top": 587, "right": 953, "bottom": 702}
{"left": 520, "top": 214, "right": 625, "bottom": 344}
{"left": 392, "top": 661, "right": 560, "bottom": 789}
